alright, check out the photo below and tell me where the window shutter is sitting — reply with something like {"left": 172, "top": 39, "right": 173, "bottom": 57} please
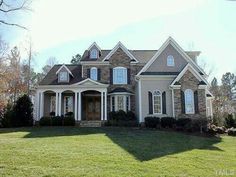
{"left": 110, "top": 68, "right": 113, "bottom": 84}
{"left": 127, "top": 68, "right": 131, "bottom": 84}
{"left": 162, "top": 91, "right": 166, "bottom": 114}
{"left": 97, "top": 68, "right": 101, "bottom": 80}
{"left": 148, "top": 91, "right": 153, "bottom": 114}
{"left": 87, "top": 68, "right": 90, "bottom": 78}
{"left": 194, "top": 90, "right": 199, "bottom": 113}
{"left": 181, "top": 90, "right": 185, "bottom": 114}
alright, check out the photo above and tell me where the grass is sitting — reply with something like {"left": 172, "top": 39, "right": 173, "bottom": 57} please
{"left": 0, "top": 127, "right": 235, "bottom": 177}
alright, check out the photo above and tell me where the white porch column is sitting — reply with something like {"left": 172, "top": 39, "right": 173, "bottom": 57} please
{"left": 74, "top": 92, "right": 78, "bottom": 121}
{"left": 78, "top": 91, "right": 81, "bottom": 121}
{"left": 104, "top": 91, "right": 107, "bottom": 120}
{"left": 37, "top": 91, "right": 40, "bottom": 120}
{"left": 55, "top": 92, "right": 58, "bottom": 116}
{"left": 58, "top": 92, "right": 62, "bottom": 116}
{"left": 101, "top": 92, "right": 104, "bottom": 120}
{"left": 39, "top": 91, "right": 44, "bottom": 118}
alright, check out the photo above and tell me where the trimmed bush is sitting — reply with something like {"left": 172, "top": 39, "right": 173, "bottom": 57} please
{"left": 187, "top": 118, "right": 208, "bottom": 132}
{"left": 51, "top": 116, "right": 63, "bottom": 126}
{"left": 64, "top": 116, "right": 75, "bottom": 126}
{"left": 65, "top": 112, "right": 74, "bottom": 117}
{"left": 49, "top": 112, "right": 55, "bottom": 117}
{"left": 228, "top": 128, "right": 236, "bottom": 136}
{"left": 145, "top": 117, "right": 160, "bottom": 128}
{"left": 225, "top": 114, "right": 236, "bottom": 128}
{"left": 39, "top": 117, "right": 51, "bottom": 126}
{"left": 161, "top": 117, "right": 176, "bottom": 128}
{"left": 107, "top": 111, "right": 138, "bottom": 127}
{"left": 126, "top": 111, "right": 136, "bottom": 121}
{"left": 175, "top": 118, "right": 191, "bottom": 130}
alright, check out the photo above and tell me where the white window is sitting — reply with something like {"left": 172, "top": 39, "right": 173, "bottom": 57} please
{"left": 113, "top": 67, "right": 127, "bottom": 84}
{"left": 59, "top": 71, "right": 68, "bottom": 82}
{"left": 185, "top": 89, "right": 195, "bottom": 114}
{"left": 90, "top": 67, "right": 97, "bottom": 80}
{"left": 64, "top": 96, "right": 73, "bottom": 114}
{"left": 90, "top": 49, "right": 98, "bottom": 59}
{"left": 153, "top": 90, "right": 162, "bottom": 114}
{"left": 167, "top": 55, "right": 175, "bottom": 66}
{"left": 50, "top": 96, "right": 56, "bottom": 113}
{"left": 110, "top": 95, "right": 130, "bottom": 112}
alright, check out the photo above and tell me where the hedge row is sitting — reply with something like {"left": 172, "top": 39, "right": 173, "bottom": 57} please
{"left": 39, "top": 116, "right": 75, "bottom": 126}
{"left": 144, "top": 117, "right": 208, "bottom": 132}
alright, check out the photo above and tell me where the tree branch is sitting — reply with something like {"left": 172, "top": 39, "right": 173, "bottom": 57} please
{"left": 0, "top": 20, "right": 28, "bottom": 30}
{"left": 0, "top": 0, "right": 31, "bottom": 13}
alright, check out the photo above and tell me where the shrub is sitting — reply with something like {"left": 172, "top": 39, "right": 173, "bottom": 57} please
{"left": 49, "top": 112, "right": 55, "bottom": 117}
{"left": 65, "top": 112, "right": 74, "bottom": 117}
{"left": 116, "top": 110, "right": 127, "bottom": 121}
{"left": 161, "top": 117, "right": 176, "bottom": 128}
{"left": 107, "top": 111, "right": 138, "bottom": 127}
{"left": 144, "top": 117, "right": 160, "bottom": 128}
{"left": 12, "top": 95, "right": 33, "bottom": 127}
{"left": 51, "top": 116, "right": 63, "bottom": 126}
{"left": 1, "top": 104, "right": 14, "bottom": 128}
{"left": 225, "top": 114, "right": 236, "bottom": 128}
{"left": 188, "top": 118, "right": 208, "bottom": 132}
{"left": 176, "top": 118, "right": 191, "bottom": 130}
{"left": 64, "top": 116, "right": 75, "bottom": 126}
{"left": 39, "top": 117, "right": 51, "bottom": 126}
{"left": 126, "top": 111, "right": 136, "bottom": 121}
{"left": 228, "top": 128, "right": 236, "bottom": 136}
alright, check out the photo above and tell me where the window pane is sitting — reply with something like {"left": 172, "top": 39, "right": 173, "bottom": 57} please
{"left": 50, "top": 96, "right": 56, "bottom": 112}
{"left": 59, "top": 72, "right": 68, "bottom": 81}
{"left": 90, "top": 68, "right": 97, "bottom": 80}
{"left": 185, "top": 89, "right": 194, "bottom": 114}
{"left": 117, "top": 96, "right": 124, "bottom": 111}
{"left": 113, "top": 68, "right": 127, "bottom": 84}
{"left": 153, "top": 95, "right": 161, "bottom": 114}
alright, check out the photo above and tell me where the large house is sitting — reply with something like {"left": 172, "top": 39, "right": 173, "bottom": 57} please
{"left": 34, "top": 37, "right": 213, "bottom": 124}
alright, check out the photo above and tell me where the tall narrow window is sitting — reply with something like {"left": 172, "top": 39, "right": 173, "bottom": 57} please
{"left": 64, "top": 96, "right": 73, "bottom": 114}
{"left": 90, "top": 49, "right": 98, "bottom": 59}
{"left": 126, "top": 96, "right": 130, "bottom": 111}
{"left": 111, "top": 96, "right": 115, "bottom": 112}
{"left": 113, "top": 67, "right": 127, "bottom": 84}
{"left": 50, "top": 96, "right": 56, "bottom": 113}
{"left": 90, "top": 67, "right": 98, "bottom": 80}
{"left": 59, "top": 71, "right": 68, "bottom": 82}
{"left": 167, "top": 55, "right": 174, "bottom": 66}
{"left": 117, "top": 96, "right": 124, "bottom": 111}
{"left": 153, "top": 90, "right": 162, "bottom": 114}
{"left": 185, "top": 89, "right": 195, "bottom": 114}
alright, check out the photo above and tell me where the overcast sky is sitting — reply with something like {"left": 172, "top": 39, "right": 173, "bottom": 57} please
{"left": 1, "top": 0, "right": 236, "bottom": 82}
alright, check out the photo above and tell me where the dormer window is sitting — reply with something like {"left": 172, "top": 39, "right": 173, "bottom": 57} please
{"left": 59, "top": 71, "right": 68, "bottom": 82}
{"left": 90, "top": 49, "right": 98, "bottom": 59}
{"left": 167, "top": 55, "right": 175, "bottom": 66}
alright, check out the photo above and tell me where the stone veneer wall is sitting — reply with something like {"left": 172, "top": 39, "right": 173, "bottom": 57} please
{"left": 82, "top": 48, "right": 145, "bottom": 113}
{"left": 174, "top": 70, "right": 206, "bottom": 118}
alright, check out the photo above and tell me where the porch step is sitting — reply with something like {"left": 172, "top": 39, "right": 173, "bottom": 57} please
{"left": 79, "top": 121, "right": 102, "bottom": 127}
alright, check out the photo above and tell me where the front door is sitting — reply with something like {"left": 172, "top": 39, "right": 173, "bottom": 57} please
{"left": 85, "top": 96, "right": 101, "bottom": 120}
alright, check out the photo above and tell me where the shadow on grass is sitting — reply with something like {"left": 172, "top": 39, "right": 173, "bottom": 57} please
{"left": 0, "top": 127, "right": 222, "bottom": 161}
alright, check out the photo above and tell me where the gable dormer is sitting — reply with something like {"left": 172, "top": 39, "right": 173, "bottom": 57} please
{"left": 88, "top": 42, "right": 101, "bottom": 59}
{"left": 56, "top": 65, "right": 74, "bottom": 83}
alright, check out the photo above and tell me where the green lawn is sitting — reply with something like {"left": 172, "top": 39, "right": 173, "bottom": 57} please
{"left": 0, "top": 127, "right": 235, "bottom": 177}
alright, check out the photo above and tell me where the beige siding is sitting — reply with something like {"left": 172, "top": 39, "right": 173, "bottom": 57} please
{"left": 140, "top": 77, "right": 175, "bottom": 122}
{"left": 146, "top": 44, "right": 188, "bottom": 72}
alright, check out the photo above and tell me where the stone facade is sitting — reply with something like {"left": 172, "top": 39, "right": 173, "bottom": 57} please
{"left": 174, "top": 70, "right": 206, "bottom": 118}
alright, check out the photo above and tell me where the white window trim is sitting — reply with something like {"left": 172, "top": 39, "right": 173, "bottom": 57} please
{"left": 64, "top": 96, "right": 73, "bottom": 114}
{"left": 110, "top": 95, "right": 130, "bottom": 112}
{"left": 153, "top": 90, "right": 162, "bottom": 115}
{"left": 90, "top": 49, "right": 98, "bottom": 59}
{"left": 184, "top": 89, "right": 195, "bottom": 114}
{"left": 167, "top": 55, "right": 175, "bottom": 67}
{"left": 58, "top": 71, "right": 69, "bottom": 83}
{"left": 113, "top": 67, "right": 127, "bottom": 85}
{"left": 50, "top": 96, "right": 56, "bottom": 113}
{"left": 90, "top": 67, "right": 98, "bottom": 81}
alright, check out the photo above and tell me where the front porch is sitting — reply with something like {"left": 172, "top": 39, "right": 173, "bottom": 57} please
{"left": 35, "top": 79, "right": 108, "bottom": 122}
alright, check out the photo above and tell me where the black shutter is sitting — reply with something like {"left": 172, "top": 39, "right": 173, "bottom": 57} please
{"left": 162, "top": 91, "right": 166, "bottom": 114}
{"left": 194, "top": 90, "right": 199, "bottom": 113}
{"left": 87, "top": 68, "right": 90, "bottom": 78}
{"left": 148, "top": 91, "right": 153, "bottom": 114}
{"left": 127, "top": 68, "right": 131, "bottom": 84}
{"left": 97, "top": 68, "right": 101, "bottom": 80}
{"left": 181, "top": 90, "right": 185, "bottom": 114}
{"left": 110, "top": 68, "right": 113, "bottom": 84}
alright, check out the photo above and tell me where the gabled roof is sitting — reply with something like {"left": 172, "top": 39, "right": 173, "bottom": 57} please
{"left": 87, "top": 42, "right": 101, "bottom": 51}
{"left": 170, "top": 63, "right": 209, "bottom": 87}
{"left": 102, "top": 41, "right": 138, "bottom": 62}
{"left": 39, "top": 65, "right": 83, "bottom": 85}
{"left": 137, "top": 37, "right": 206, "bottom": 76}
{"left": 72, "top": 78, "right": 107, "bottom": 86}
{"left": 56, "top": 64, "right": 74, "bottom": 77}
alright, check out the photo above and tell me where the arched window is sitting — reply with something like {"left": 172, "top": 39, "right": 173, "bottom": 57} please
{"left": 185, "top": 89, "right": 195, "bottom": 114}
{"left": 113, "top": 67, "right": 127, "bottom": 84}
{"left": 90, "top": 67, "right": 97, "bottom": 80}
{"left": 90, "top": 49, "right": 98, "bottom": 59}
{"left": 153, "top": 90, "right": 162, "bottom": 114}
{"left": 167, "top": 55, "right": 174, "bottom": 66}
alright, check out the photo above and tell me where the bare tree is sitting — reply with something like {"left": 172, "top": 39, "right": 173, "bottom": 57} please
{"left": 0, "top": 0, "right": 31, "bottom": 29}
